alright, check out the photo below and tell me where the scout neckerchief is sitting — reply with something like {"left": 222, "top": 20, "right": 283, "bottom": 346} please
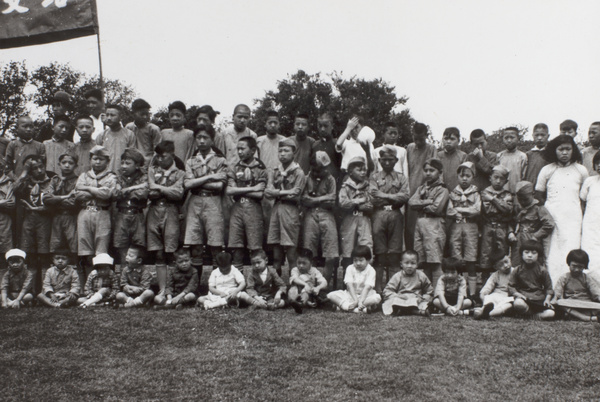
{"left": 235, "top": 158, "right": 261, "bottom": 185}
{"left": 119, "top": 169, "right": 144, "bottom": 188}
{"left": 343, "top": 176, "right": 369, "bottom": 199}
{"left": 194, "top": 150, "right": 216, "bottom": 177}
{"left": 452, "top": 184, "right": 478, "bottom": 204}
{"left": 152, "top": 161, "right": 177, "bottom": 186}
{"left": 29, "top": 174, "right": 49, "bottom": 206}
{"left": 274, "top": 161, "right": 300, "bottom": 189}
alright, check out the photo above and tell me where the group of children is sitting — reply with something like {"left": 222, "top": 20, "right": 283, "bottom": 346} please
{"left": 1, "top": 89, "right": 599, "bottom": 321}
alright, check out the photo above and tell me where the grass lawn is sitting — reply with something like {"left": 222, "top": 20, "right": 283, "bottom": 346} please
{"left": 1, "top": 307, "right": 599, "bottom": 401}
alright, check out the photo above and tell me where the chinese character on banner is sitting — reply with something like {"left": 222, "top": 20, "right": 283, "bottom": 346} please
{"left": 42, "top": 0, "right": 67, "bottom": 8}
{"left": 2, "top": 0, "right": 29, "bottom": 14}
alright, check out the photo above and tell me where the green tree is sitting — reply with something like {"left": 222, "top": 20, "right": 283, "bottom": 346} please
{"left": 252, "top": 70, "right": 415, "bottom": 146}
{"left": 0, "top": 61, "right": 29, "bottom": 137}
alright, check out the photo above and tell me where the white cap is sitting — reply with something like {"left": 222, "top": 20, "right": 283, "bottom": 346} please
{"left": 93, "top": 253, "right": 114, "bottom": 266}
{"left": 357, "top": 126, "right": 376, "bottom": 144}
{"left": 5, "top": 249, "right": 26, "bottom": 260}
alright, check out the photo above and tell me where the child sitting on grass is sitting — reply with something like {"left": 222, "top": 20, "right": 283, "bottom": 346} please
{"left": 551, "top": 249, "right": 600, "bottom": 322}
{"left": 382, "top": 250, "right": 433, "bottom": 316}
{"left": 327, "top": 245, "right": 381, "bottom": 313}
{"left": 508, "top": 240, "right": 555, "bottom": 320}
{"left": 37, "top": 250, "right": 80, "bottom": 308}
{"left": 244, "top": 249, "right": 287, "bottom": 310}
{"left": 197, "top": 251, "right": 247, "bottom": 310}
{"left": 154, "top": 248, "right": 199, "bottom": 309}
{"left": 432, "top": 257, "right": 473, "bottom": 316}
{"left": 474, "top": 250, "right": 514, "bottom": 319}
{"left": 1, "top": 249, "right": 33, "bottom": 308}
{"left": 78, "top": 253, "right": 118, "bottom": 308}
{"left": 116, "top": 247, "right": 154, "bottom": 308}
{"left": 287, "top": 248, "right": 328, "bottom": 314}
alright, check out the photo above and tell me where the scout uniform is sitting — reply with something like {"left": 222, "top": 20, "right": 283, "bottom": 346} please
{"left": 14, "top": 168, "right": 52, "bottom": 254}
{"left": 479, "top": 165, "right": 513, "bottom": 270}
{"left": 437, "top": 148, "right": 467, "bottom": 192}
{"left": 338, "top": 156, "right": 373, "bottom": 258}
{"left": 215, "top": 125, "right": 258, "bottom": 166}
{"left": 146, "top": 161, "right": 185, "bottom": 254}
{"left": 266, "top": 143, "right": 307, "bottom": 248}
{"left": 466, "top": 149, "right": 498, "bottom": 193}
{"left": 511, "top": 181, "right": 554, "bottom": 267}
{"left": 408, "top": 159, "right": 450, "bottom": 264}
{"left": 227, "top": 157, "right": 267, "bottom": 252}
{"left": 45, "top": 169, "right": 79, "bottom": 254}
{"left": 369, "top": 146, "right": 410, "bottom": 257}
{"left": 114, "top": 164, "right": 149, "bottom": 250}
{"left": 75, "top": 146, "right": 118, "bottom": 257}
{"left": 183, "top": 149, "right": 227, "bottom": 247}
{"left": 301, "top": 152, "right": 338, "bottom": 259}
{"left": 160, "top": 128, "right": 196, "bottom": 165}
{"left": 446, "top": 162, "right": 481, "bottom": 263}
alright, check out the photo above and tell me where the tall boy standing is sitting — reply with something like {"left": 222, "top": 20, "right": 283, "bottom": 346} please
{"left": 72, "top": 115, "right": 96, "bottom": 176}
{"left": 43, "top": 115, "right": 74, "bottom": 175}
{"left": 126, "top": 98, "right": 162, "bottom": 166}
{"left": 215, "top": 104, "right": 257, "bottom": 166}
{"left": 95, "top": 104, "right": 136, "bottom": 173}
{"left": 582, "top": 122, "right": 600, "bottom": 176}
{"left": 437, "top": 127, "right": 466, "bottom": 192}
{"left": 160, "top": 101, "right": 196, "bottom": 163}
{"left": 497, "top": 127, "right": 527, "bottom": 193}
{"left": 290, "top": 113, "right": 315, "bottom": 175}
{"left": 5, "top": 116, "right": 46, "bottom": 178}
{"left": 372, "top": 122, "right": 408, "bottom": 176}
{"left": 466, "top": 129, "right": 497, "bottom": 191}
{"left": 525, "top": 123, "right": 550, "bottom": 185}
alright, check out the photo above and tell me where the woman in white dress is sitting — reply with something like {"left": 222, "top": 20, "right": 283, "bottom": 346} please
{"left": 535, "top": 135, "right": 588, "bottom": 283}
{"left": 580, "top": 150, "right": 600, "bottom": 273}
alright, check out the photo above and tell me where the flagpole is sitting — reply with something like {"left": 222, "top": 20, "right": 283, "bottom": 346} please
{"left": 96, "top": 31, "right": 104, "bottom": 90}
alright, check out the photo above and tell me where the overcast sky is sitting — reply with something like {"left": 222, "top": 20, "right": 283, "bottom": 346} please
{"left": 2, "top": 0, "right": 599, "bottom": 140}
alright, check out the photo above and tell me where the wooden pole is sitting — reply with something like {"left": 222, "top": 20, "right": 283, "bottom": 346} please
{"left": 96, "top": 31, "right": 104, "bottom": 90}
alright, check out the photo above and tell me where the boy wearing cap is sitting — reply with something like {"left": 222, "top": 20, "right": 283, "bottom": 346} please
{"left": 509, "top": 181, "right": 554, "bottom": 267}
{"left": 184, "top": 124, "right": 228, "bottom": 280}
{"left": 72, "top": 115, "right": 97, "bottom": 176}
{"left": 126, "top": 99, "right": 162, "bottom": 166}
{"left": 437, "top": 127, "right": 467, "bottom": 192}
{"left": 226, "top": 136, "right": 267, "bottom": 270}
{"left": 75, "top": 145, "right": 118, "bottom": 279}
{"left": 265, "top": 138, "right": 307, "bottom": 275}
{"left": 95, "top": 104, "right": 136, "bottom": 173}
{"left": 1, "top": 249, "right": 34, "bottom": 308}
{"left": 78, "top": 253, "right": 118, "bottom": 308}
{"left": 497, "top": 127, "right": 527, "bottom": 193}
{"left": 114, "top": 148, "right": 148, "bottom": 266}
{"left": 479, "top": 165, "right": 514, "bottom": 274}
{"left": 6, "top": 115, "right": 46, "bottom": 178}
{"left": 37, "top": 251, "right": 80, "bottom": 308}
{"left": 0, "top": 157, "right": 15, "bottom": 259}
{"left": 369, "top": 145, "right": 410, "bottom": 291}
{"left": 301, "top": 151, "right": 339, "bottom": 288}
{"left": 160, "top": 101, "right": 196, "bottom": 163}
{"left": 14, "top": 154, "right": 53, "bottom": 293}
{"left": 147, "top": 141, "right": 185, "bottom": 295}
{"left": 44, "top": 154, "right": 79, "bottom": 264}
{"left": 338, "top": 156, "right": 373, "bottom": 271}
{"left": 408, "top": 158, "right": 449, "bottom": 288}
{"left": 43, "top": 115, "right": 74, "bottom": 175}
{"left": 372, "top": 123, "right": 408, "bottom": 176}
{"left": 446, "top": 161, "right": 481, "bottom": 297}
{"left": 290, "top": 113, "right": 315, "bottom": 175}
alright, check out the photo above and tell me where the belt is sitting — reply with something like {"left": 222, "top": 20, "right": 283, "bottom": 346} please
{"left": 418, "top": 212, "right": 440, "bottom": 218}
{"left": 57, "top": 210, "right": 78, "bottom": 216}
{"left": 486, "top": 221, "right": 507, "bottom": 228}
{"left": 276, "top": 199, "right": 297, "bottom": 206}
{"left": 352, "top": 210, "right": 364, "bottom": 216}
{"left": 191, "top": 189, "right": 220, "bottom": 197}
{"left": 455, "top": 217, "right": 478, "bottom": 224}
{"left": 375, "top": 204, "right": 399, "bottom": 211}
{"left": 151, "top": 199, "right": 175, "bottom": 207}
{"left": 236, "top": 197, "right": 258, "bottom": 204}
{"left": 118, "top": 207, "right": 143, "bottom": 215}
{"left": 85, "top": 205, "right": 109, "bottom": 212}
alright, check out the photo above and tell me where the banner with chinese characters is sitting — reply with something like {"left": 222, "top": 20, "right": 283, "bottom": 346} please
{"left": 0, "top": 0, "right": 98, "bottom": 49}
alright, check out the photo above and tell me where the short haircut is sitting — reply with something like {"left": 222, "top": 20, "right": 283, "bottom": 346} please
{"left": 74, "top": 114, "right": 94, "bottom": 125}
{"left": 23, "top": 154, "right": 44, "bottom": 165}
{"left": 489, "top": 249, "right": 507, "bottom": 267}
{"left": 266, "top": 110, "right": 279, "bottom": 119}
{"left": 120, "top": 148, "right": 145, "bottom": 167}
{"left": 155, "top": 140, "right": 175, "bottom": 155}
{"left": 84, "top": 88, "right": 103, "bottom": 102}
{"left": 295, "top": 112, "right": 310, "bottom": 121}
{"left": 174, "top": 248, "right": 190, "bottom": 259}
{"left": 250, "top": 249, "right": 268, "bottom": 261}
{"left": 560, "top": 119, "right": 578, "bottom": 132}
{"left": 591, "top": 121, "right": 600, "bottom": 127}
{"left": 352, "top": 245, "right": 372, "bottom": 260}
{"left": 401, "top": 249, "right": 419, "bottom": 262}
{"left": 59, "top": 153, "right": 78, "bottom": 164}
{"left": 385, "top": 121, "right": 397, "bottom": 130}
{"left": 194, "top": 123, "right": 216, "bottom": 140}
{"left": 52, "top": 249, "right": 70, "bottom": 258}
{"left": 469, "top": 129, "right": 485, "bottom": 141}
{"left": 318, "top": 112, "right": 334, "bottom": 122}
{"left": 238, "top": 136, "right": 257, "bottom": 150}
{"left": 592, "top": 150, "right": 600, "bottom": 168}
{"left": 442, "top": 257, "right": 463, "bottom": 272}
{"left": 566, "top": 249, "right": 589, "bottom": 267}
{"left": 296, "top": 248, "right": 313, "bottom": 261}
{"left": 104, "top": 104, "right": 122, "bottom": 113}
{"left": 128, "top": 246, "right": 144, "bottom": 260}
{"left": 168, "top": 101, "right": 186, "bottom": 114}
{"left": 53, "top": 115, "right": 71, "bottom": 126}
{"left": 413, "top": 122, "right": 428, "bottom": 136}
{"left": 215, "top": 251, "right": 232, "bottom": 268}
{"left": 503, "top": 127, "right": 520, "bottom": 136}
{"left": 197, "top": 105, "right": 219, "bottom": 123}
{"left": 443, "top": 127, "right": 460, "bottom": 140}
{"left": 131, "top": 98, "right": 151, "bottom": 111}
{"left": 520, "top": 240, "right": 545, "bottom": 262}
{"left": 543, "top": 134, "right": 582, "bottom": 164}
{"left": 533, "top": 123, "right": 548, "bottom": 132}
{"left": 233, "top": 104, "right": 250, "bottom": 115}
